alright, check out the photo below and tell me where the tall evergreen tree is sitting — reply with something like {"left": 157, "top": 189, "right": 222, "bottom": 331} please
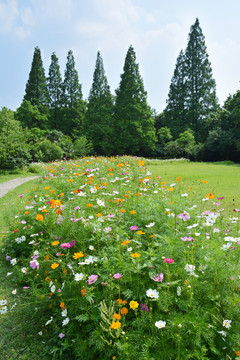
{"left": 47, "top": 52, "right": 63, "bottom": 129}
{"left": 85, "top": 51, "right": 114, "bottom": 155}
{"left": 61, "top": 50, "right": 86, "bottom": 136}
{"left": 113, "top": 45, "right": 156, "bottom": 155}
{"left": 184, "top": 18, "right": 218, "bottom": 141}
{"left": 163, "top": 50, "right": 188, "bottom": 139}
{"left": 164, "top": 19, "right": 218, "bottom": 142}
{"left": 24, "top": 46, "right": 49, "bottom": 108}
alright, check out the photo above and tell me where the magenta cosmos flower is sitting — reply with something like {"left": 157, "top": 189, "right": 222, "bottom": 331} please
{"left": 113, "top": 273, "right": 123, "bottom": 279}
{"left": 130, "top": 226, "right": 139, "bottom": 231}
{"left": 164, "top": 258, "right": 174, "bottom": 264}
{"left": 87, "top": 274, "right": 98, "bottom": 285}
{"left": 60, "top": 240, "right": 76, "bottom": 249}
{"left": 177, "top": 211, "right": 190, "bottom": 221}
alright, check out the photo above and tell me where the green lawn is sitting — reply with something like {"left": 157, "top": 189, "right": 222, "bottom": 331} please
{"left": 146, "top": 159, "right": 240, "bottom": 214}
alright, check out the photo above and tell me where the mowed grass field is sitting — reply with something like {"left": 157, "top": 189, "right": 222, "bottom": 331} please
{"left": 146, "top": 159, "right": 240, "bottom": 214}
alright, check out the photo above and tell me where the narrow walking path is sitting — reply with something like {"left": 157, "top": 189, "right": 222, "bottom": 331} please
{"left": 0, "top": 176, "right": 40, "bottom": 198}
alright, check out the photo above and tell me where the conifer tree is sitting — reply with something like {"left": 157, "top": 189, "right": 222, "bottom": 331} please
{"left": 164, "top": 18, "right": 218, "bottom": 142}
{"left": 24, "top": 46, "right": 49, "bottom": 108}
{"left": 61, "top": 50, "right": 86, "bottom": 136}
{"left": 85, "top": 51, "right": 114, "bottom": 155}
{"left": 113, "top": 45, "right": 156, "bottom": 155}
{"left": 184, "top": 18, "right": 218, "bottom": 141}
{"left": 47, "top": 52, "right": 63, "bottom": 129}
{"left": 163, "top": 50, "right": 188, "bottom": 139}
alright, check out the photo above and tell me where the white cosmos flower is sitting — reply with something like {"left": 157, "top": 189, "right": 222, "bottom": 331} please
{"left": 62, "top": 317, "right": 70, "bottom": 326}
{"left": 155, "top": 320, "right": 166, "bottom": 328}
{"left": 146, "top": 289, "right": 159, "bottom": 299}
{"left": 45, "top": 316, "right": 53, "bottom": 326}
{"left": 223, "top": 320, "right": 231, "bottom": 329}
{"left": 0, "top": 300, "right": 7, "bottom": 306}
{"left": 184, "top": 264, "right": 198, "bottom": 277}
{"left": 145, "top": 222, "right": 155, "bottom": 228}
{"left": 74, "top": 273, "right": 84, "bottom": 281}
{"left": 181, "top": 193, "right": 188, "bottom": 197}
{"left": 0, "top": 306, "right": 8, "bottom": 314}
{"left": 61, "top": 309, "right": 67, "bottom": 317}
{"left": 97, "top": 199, "right": 105, "bottom": 207}
{"left": 50, "top": 285, "right": 56, "bottom": 293}
{"left": 177, "top": 286, "right": 181, "bottom": 296}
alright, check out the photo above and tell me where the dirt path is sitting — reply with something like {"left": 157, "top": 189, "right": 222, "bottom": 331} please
{"left": 0, "top": 176, "right": 40, "bottom": 198}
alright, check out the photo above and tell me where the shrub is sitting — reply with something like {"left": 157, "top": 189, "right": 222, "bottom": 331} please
{"left": 32, "top": 139, "right": 63, "bottom": 162}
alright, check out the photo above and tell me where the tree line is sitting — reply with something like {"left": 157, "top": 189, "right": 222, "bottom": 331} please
{"left": 1, "top": 18, "right": 240, "bottom": 169}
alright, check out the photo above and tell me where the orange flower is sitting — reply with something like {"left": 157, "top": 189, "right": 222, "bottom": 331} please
{"left": 45, "top": 276, "right": 51, "bottom": 283}
{"left": 96, "top": 213, "right": 102, "bottom": 217}
{"left": 44, "top": 186, "right": 50, "bottom": 190}
{"left": 81, "top": 288, "right": 87, "bottom": 296}
{"left": 41, "top": 209, "right": 48, "bottom": 213}
{"left": 117, "top": 163, "right": 124, "bottom": 167}
{"left": 73, "top": 251, "right": 84, "bottom": 259}
{"left": 50, "top": 189, "right": 54, "bottom": 193}
{"left": 110, "top": 321, "right": 121, "bottom": 329}
{"left": 51, "top": 241, "right": 59, "bottom": 246}
{"left": 167, "top": 187, "right": 174, "bottom": 191}
{"left": 55, "top": 209, "right": 62, "bottom": 215}
{"left": 120, "top": 307, "right": 128, "bottom": 315}
{"left": 51, "top": 263, "right": 59, "bottom": 269}
{"left": 86, "top": 203, "right": 93, "bottom": 207}
{"left": 25, "top": 211, "right": 29, "bottom": 215}
{"left": 45, "top": 255, "right": 50, "bottom": 261}
{"left": 36, "top": 214, "right": 44, "bottom": 221}
{"left": 202, "top": 180, "right": 208, "bottom": 184}
{"left": 121, "top": 240, "right": 131, "bottom": 246}
{"left": 206, "top": 193, "right": 214, "bottom": 199}
{"left": 235, "top": 351, "right": 240, "bottom": 356}
{"left": 130, "top": 210, "right": 136, "bottom": 214}
{"left": 120, "top": 209, "right": 126, "bottom": 213}
{"left": 68, "top": 179, "right": 74, "bottom": 182}
{"left": 60, "top": 302, "right": 66, "bottom": 310}
{"left": 116, "top": 299, "right": 123, "bottom": 305}
{"left": 138, "top": 160, "right": 145, "bottom": 167}
{"left": 60, "top": 193, "right": 64, "bottom": 196}
{"left": 137, "top": 230, "right": 145, "bottom": 235}
{"left": 150, "top": 234, "right": 155, "bottom": 238}
{"left": 131, "top": 252, "right": 141, "bottom": 258}
{"left": 113, "top": 313, "right": 121, "bottom": 320}
{"left": 176, "top": 176, "right": 182, "bottom": 181}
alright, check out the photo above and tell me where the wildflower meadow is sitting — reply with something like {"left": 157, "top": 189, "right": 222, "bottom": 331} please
{"left": 1, "top": 156, "right": 240, "bottom": 359}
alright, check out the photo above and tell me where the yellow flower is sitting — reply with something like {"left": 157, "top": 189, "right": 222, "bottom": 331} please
{"left": 110, "top": 321, "right": 121, "bottom": 329}
{"left": 51, "top": 263, "right": 59, "bottom": 269}
{"left": 130, "top": 210, "right": 136, "bottom": 214}
{"left": 129, "top": 301, "right": 139, "bottom": 310}
{"left": 137, "top": 230, "right": 145, "bottom": 235}
{"left": 207, "top": 193, "right": 214, "bottom": 199}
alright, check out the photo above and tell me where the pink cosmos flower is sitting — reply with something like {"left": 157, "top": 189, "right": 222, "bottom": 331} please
{"left": 130, "top": 226, "right": 139, "bottom": 231}
{"left": 164, "top": 258, "right": 174, "bottom": 264}
{"left": 60, "top": 240, "right": 76, "bottom": 249}
{"left": 30, "top": 259, "right": 39, "bottom": 270}
{"left": 177, "top": 211, "right": 190, "bottom": 221}
{"left": 152, "top": 273, "right": 164, "bottom": 282}
{"left": 113, "top": 273, "right": 123, "bottom": 279}
{"left": 181, "top": 236, "right": 194, "bottom": 242}
{"left": 87, "top": 274, "right": 98, "bottom": 285}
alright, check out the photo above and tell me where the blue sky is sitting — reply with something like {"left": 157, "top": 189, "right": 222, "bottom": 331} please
{"left": 1, "top": 0, "right": 240, "bottom": 113}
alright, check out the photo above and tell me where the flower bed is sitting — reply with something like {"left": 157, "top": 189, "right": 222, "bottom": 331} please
{"left": 1, "top": 156, "right": 240, "bottom": 359}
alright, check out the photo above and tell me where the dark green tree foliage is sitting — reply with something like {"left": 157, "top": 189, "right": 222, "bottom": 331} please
{"left": 15, "top": 100, "right": 48, "bottom": 129}
{"left": 113, "top": 45, "right": 156, "bottom": 155}
{"left": 184, "top": 18, "right": 218, "bottom": 141}
{"left": 85, "top": 51, "right": 114, "bottom": 155}
{"left": 163, "top": 50, "right": 188, "bottom": 139}
{"left": 61, "top": 50, "right": 86, "bottom": 136}
{"left": 47, "top": 52, "right": 63, "bottom": 129}
{"left": 23, "top": 47, "right": 49, "bottom": 108}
